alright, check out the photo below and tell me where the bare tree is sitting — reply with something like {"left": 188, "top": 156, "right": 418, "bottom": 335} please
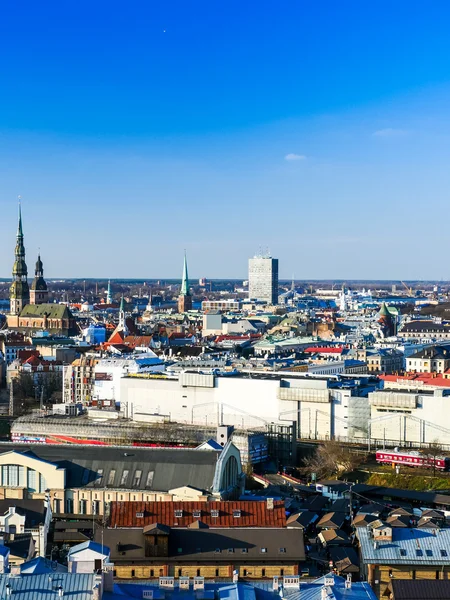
{"left": 424, "top": 439, "right": 443, "bottom": 478}
{"left": 301, "top": 440, "right": 363, "bottom": 480}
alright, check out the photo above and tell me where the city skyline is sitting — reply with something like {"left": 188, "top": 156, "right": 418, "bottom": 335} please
{"left": 2, "top": 2, "right": 450, "bottom": 278}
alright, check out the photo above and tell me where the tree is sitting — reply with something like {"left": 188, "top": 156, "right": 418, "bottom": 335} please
{"left": 300, "top": 440, "right": 363, "bottom": 480}
{"left": 424, "top": 439, "right": 443, "bottom": 478}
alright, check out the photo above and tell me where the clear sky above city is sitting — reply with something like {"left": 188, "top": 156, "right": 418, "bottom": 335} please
{"left": 1, "top": 1, "right": 450, "bottom": 280}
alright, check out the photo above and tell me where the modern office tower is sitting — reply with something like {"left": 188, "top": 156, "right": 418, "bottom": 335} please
{"left": 248, "top": 255, "right": 279, "bottom": 304}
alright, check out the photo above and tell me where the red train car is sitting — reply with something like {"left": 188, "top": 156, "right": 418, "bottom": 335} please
{"left": 376, "top": 449, "right": 450, "bottom": 471}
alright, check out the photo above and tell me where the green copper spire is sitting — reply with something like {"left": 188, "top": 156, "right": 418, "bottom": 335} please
{"left": 120, "top": 295, "right": 124, "bottom": 312}
{"left": 180, "top": 251, "right": 190, "bottom": 296}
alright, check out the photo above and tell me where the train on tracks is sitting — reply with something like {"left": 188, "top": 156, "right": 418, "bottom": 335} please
{"left": 376, "top": 448, "right": 450, "bottom": 471}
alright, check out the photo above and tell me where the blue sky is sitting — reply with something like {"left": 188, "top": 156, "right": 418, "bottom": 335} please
{"left": 1, "top": 1, "right": 450, "bottom": 279}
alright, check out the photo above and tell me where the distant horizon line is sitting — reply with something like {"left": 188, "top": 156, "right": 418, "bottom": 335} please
{"left": 0, "top": 277, "right": 448, "bottom": 285}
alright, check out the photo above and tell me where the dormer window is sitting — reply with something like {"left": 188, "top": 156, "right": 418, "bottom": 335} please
{"left": 211, "top": 509, "right": 219, "bottom": 518}
{"left": 174, "top": 510, "right": 183, "bottom": 518}
{"left": 233, "top": 509, "right": 241, "bottom": 518}
{"left": 193, "top": 510, "right": 201, "bottom": 518}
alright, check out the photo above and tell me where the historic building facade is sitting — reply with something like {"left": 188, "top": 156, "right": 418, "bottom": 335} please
{"left": 7, "top": 207, "right": 77, "bottom": 336}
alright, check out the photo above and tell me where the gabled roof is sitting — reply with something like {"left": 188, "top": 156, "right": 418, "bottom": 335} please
{"left": 20, "top": 304, "right": 73, "bottom": 319}
{"left": 316, "top": 512, "right": 346, "bottom": 530}
{"left": 0, "top": 573, "right": 98, "bottom": 600}
{"left": 68, "top": 540, "right": 110, "bottom": 556}
{"left": 109, "top": 500, "right": 286, "bottom": 528}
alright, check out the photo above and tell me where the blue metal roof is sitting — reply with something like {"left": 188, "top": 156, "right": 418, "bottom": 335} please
{"left": 0, "top": 573, "right": 97, "bottom": 600}
{"left": 358, "top": 527, "right": 450, "bottom": 565}
{"left": 106, "top": 575, "right": 376, "bottom": 600}
{"left": 68, "top": 541, "right": 110, "bottom": 557}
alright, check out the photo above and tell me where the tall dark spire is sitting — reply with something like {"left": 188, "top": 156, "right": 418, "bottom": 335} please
{"left": 30, "top": 252, "right": 48, "bottom": 305}
{"left": 10, "top": 200, "right": 30, "bottom": 315}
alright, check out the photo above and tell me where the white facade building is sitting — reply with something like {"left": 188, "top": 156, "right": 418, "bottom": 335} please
{"left": 369, "top": 388, "right": 450, "bottom": 445}
{"left": 248, "top": 256, "right": 279, "bottom": 305}
{"left": 119, "top": 371, "right": 372, "bottom": 440}
{"left": 93, "top": 355, "right": 165, "bottom": 405}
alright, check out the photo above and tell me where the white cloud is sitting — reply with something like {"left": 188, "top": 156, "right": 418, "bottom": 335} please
{"left": 372, "top": 128, "right": 408, "bottom": 138}
{"left": 284, "top": 153, "right": 306, "bottom": 161}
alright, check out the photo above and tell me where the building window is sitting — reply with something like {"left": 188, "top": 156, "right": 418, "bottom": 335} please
{"left": 133, "top": 470, "right": 142, "bottom": 487}
{"left": 120, "top": 470, "right": 129, "bottom": 487}
{"left": 280, "top": 569, "right": 284, "bottom": 576}
{"left": 178, "top": 569, "right": 182, "bottom": 576}
{"left": 150, "top": 570, "right": 154, "bottom": 577}
{"left": 260, "top": 548, "right": 267, "bottom": 553}
{"left": 243, "top": 570, "right": 248, "bottom": 576}
{"left": 279, "top": 548, "right": 286, "bottom": 553}
{"left": 95, "top": 469, "right": 103, "bottom": 486}
{"left": 241, "top": 548, "right": 248, "bottom": 554}
{"left": 175, "top": 510, "right": 183, "bottom": 518}
{"left": 197, "top": 569, "right": 201, "bottom": 577}
{"left": 215, "top": 569, "right": 219, "bottom": 577}
{"left": 262, "top": 569, "right": 266, "bottom": 577}
{"left": 193, "top": 510, "right": 201, "bottom": 518}
{"left": 412, "top": 571, "right": 416, "bottom": 580}
{"left": 233, "top": 509, "right": 241, "bottom": 518}
{"left": 211, "top": 509, "right": 219, "bottom": 518}
{"left": 436, "top": 571, "right": 440, "bottom": 580}
{"left": 131, "top": 570, "right": 135, "bottom": 578}
{"left": 107, "top": 470, "right": 115, "bottom": 486}
{"left": 146, "top": 471, "right": 154, "bottom": 488}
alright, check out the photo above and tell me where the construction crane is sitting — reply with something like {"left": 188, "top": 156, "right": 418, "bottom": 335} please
{"left": 401, "top": 281, "right": 413, "bottom": 297}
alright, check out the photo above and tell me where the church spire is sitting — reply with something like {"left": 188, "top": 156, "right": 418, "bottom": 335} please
{"left": 10, "top": 198, "right": 30, "bottom": 315}
{"left": 106, "top": 279, "right": 112, "bottom": 304}
{"left": 180, "top": 251, "right": 190, "bottom": 296}
{"left": 178, "top": 251, "right": 193, "bottom": 313}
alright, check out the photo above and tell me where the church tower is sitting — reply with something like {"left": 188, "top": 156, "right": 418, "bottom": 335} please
{"left": 178, "top": 252, "right": 192, "bottom": 313}
{"left": 10, "top": 204, "right": 30, "bottom": 316}
{"left": 30, "top": 254, "right": 48, "bottom": 305}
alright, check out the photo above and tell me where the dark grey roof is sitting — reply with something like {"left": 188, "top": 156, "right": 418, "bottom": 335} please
{"left": 401, "top": 321, "right": 449, "bottom": 333}
{"left": 286, "top": 511, "right": 318, "bottom": 529}
{"left": 389, "top": 579, "right": 450, "bottom": 600}
{"left": 0, "top": 499, "right": 45, "bottom": 528}
{"left": 351, "top": 484, "right": 450, "bottom": 507}
{"left": 100, "top": 527, "right": 305, "bottom": 563}
{"left": 408, "top": 345, "right": 450, "bottom": 360}
{"left": 329, "top": 546, "right": 359, "bottom": 572}
{"left": 0, "top": 443, "right": 219, "bottom": 493}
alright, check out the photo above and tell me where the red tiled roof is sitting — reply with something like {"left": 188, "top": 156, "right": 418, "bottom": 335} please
{"left": 381, "top": 373, "right": 450, "bottom": 388}
{"left": 109, "top": 500, "right": 286, "bottom": 528}
{"left": 123, "top": 336, "right": 153, "bottom": 349}
{"left": 304, "top": 347, "right": 343, "bottom": 354}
